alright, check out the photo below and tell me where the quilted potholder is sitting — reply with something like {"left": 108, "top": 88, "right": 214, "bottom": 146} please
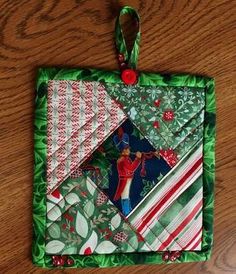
{"left": 32, "top": 6, "right": 216, "bottom": 268}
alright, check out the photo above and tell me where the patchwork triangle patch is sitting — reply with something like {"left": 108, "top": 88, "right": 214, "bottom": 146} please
{"left": 47, "top": 80, "right": 127, "bottom": 193}
{"left": 46, "top": 175, "right": 152, "bottom": 255}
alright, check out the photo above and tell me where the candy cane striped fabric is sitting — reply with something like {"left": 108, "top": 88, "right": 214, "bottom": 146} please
{"left": 47, "top": 80, "right": 127, "bottom": 194}
{"left": 128, "top": 141, "right": 203, "bottom": 251}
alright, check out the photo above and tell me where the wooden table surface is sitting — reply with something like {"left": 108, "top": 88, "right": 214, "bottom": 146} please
{"left": 0, "top": 0, "right": 236, "bottom": 273}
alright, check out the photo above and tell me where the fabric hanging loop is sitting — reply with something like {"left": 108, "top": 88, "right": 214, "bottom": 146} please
{"left": 115, "top": 6, "right": 141, "bottom": 70}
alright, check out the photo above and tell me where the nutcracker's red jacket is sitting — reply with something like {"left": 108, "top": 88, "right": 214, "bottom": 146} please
{"left": 113, "top": 155, "right": 141, "bottom": 201}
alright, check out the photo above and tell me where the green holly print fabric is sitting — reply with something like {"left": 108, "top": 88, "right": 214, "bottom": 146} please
{"left": 46, "top": 175, "right": 150, "bottom": 255}
{"left": 105, "top": 83, "right": 205, "bottom": 160}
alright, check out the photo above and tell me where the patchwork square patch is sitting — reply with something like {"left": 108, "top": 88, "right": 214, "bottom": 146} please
{"left": 45, "top": 79, "right": 205, "bottom": 256}
{"left": 33, "top": 68, "right": 215, "bottom": 268}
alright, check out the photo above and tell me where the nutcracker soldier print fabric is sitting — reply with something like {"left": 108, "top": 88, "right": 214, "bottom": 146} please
{"left": 32, "top": 6, "right": 216, "bottom": 268}
{"left": 93, "top": 120, "right": 170, "bottom": 216}
{"left": 113, "top": 127, "right": 142, "bottom": 215}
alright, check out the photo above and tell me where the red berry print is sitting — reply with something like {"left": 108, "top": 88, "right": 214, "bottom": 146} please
{"left": 51, "top": 188, "right": 60, "bottom": 199}
{"left": 154, "top": 99, "right": 161, "bottom": 107}
{"left": 162, "top": 251, "right": 170, "bottom": 262}
{"left": 169, "top": 254, "right": 177, "bottom": 262}
{"left": 52, "top": 255, "right": 68, "bottom": 267}
{"left": 114, "top": 231, "right": 128, "bottom": 242}
{"left": 173, "top": 251, "right": 182, "bottom": 259}
{"left": 153, "top": 121, "right": 160, "bottom": 129}
{"left": 66, "top": 258, "right": 74, "bottom": 266}
{"left": 163, "top": 110, "right": 174, "bottom": 121}
{"left": 120, "top": 62, "right": 127, "bottom": 70}
{"left": 64, "top": 213, "right": 74, "bottom": 222}
{"left": 159, "top": 148, "right": 178, "bottom": 167}
{"left": 118, "top": 53, "right": 125, "bottom": 63}
{"left": 96, "top": 192, "right": 108, "bottom": 206}
{"left": 70, "top": 226, "right": 75, "bottom": 232}
{"left": 84, "top": 247, "right": 92, "bottom": 255}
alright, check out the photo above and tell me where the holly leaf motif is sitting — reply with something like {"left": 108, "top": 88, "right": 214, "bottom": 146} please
{"left": 95, "top": 241, "right": 117, "bottom": 254}
{"left": 47, "top": 202, "right": 62, "bottom": 221}
{"left": 111, "top": 214, "right": 121, "bottom": 230}
{"left": 62, "top": 246, "right": 77, "bottom": 255}
{"left": 84, "top": 200, "right": 95, "bottom": 218}
{"left": 48, "top": 223, "right": 61, "bottom": 239}
{"left": 86, "top": 178, "right": 95, "bottom": 195}
{"left": 75, "top": 210, "right": 88, "bottom": 238}
{"left": 79, "top": 231, "right": 98, "bottom": 254}
{"left": 45, "top": 240, "right": 65, "bottom": 254}
{"left": 65, "top": 192, "right": 80, "bottom": 205}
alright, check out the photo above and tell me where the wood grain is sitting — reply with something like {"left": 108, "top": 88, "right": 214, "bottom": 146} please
{"left": 0, "top": 0, "right": 236, "bottom": 273}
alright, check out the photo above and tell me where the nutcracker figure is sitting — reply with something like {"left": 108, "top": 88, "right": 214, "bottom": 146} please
{"left": 113, "top": 128, "right": 142, "bottom": 215}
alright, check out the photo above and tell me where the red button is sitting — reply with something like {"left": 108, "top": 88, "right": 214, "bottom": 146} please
{"left": 121, "top": 69, "right": 137, "bottom": 85}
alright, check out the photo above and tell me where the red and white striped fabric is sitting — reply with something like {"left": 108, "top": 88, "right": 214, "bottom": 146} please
{"left": 47, "top": 80, "right": 127, "bottom": 194}
{"left": 128, "top": 143, "right": 203, "bottom": 251}
{"left": 150, "top": 189, "right": 203, "bottom": 251}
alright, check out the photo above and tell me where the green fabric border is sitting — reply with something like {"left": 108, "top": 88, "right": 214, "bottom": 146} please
{"left": 32, "top": 68, "right": 216, "bottom": 268}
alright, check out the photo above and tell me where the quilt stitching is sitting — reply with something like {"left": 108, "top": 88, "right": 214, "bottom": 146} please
{"left": 47, "top": 197, "right": 140, "bottom": 254}
{"left": 131, "top": 107, "right": 203, "bottom": 155}
{"left": 45, "top": 79, "right": 207, "bottom": 257}
{"left": 104, "top": 83, "right": 205, "bottom": 153}
{"left": 48, "top": 80, "right": 125, "bottom": 159}
{"left": 173, "top": 110, "right": 204, "bottom": 148}
{"left": 33, "top": 67, "right": 215, "bottom": 267}
{"left": 47, "top": 81, "right": 96, "bottom": 157}
{"left": 47, "top": 80, "right": 127, "bottom": 193}
{"left": 175, "top": 124, "right": 204, "bottom": 158}
{"left": 46, "top": 176, "right": 154, "bottom": 254}
{"left": 143, "top": 186, "right": 203, "bottom": 251}
{"left": 48, "top": 114, "right": 111, "bottom": 174}
{"left": 128, "top": 140, "right": 202, "bottom": 217}
{"left": 157, "top": 200, "right": 203, "bottom": 251}
{"left": 117, "top": 106, "right": 203, "bottom": 162}
{"left": 127, "top": 143, "right": 203, "bottom": 251}
{"left": 155, "top": 179, "right": 203, "bottom": 250}
{"left": 47, "top": 115, "right": 127, "bottom": 194}
{"left": 48, "top": 115, "right": 101, "bottom": 176}
{"left": 46, "top": 128, "right": 203, "bottom": 253}
{"left": 81, "top": 177, "right": 154, "bottom": 253}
